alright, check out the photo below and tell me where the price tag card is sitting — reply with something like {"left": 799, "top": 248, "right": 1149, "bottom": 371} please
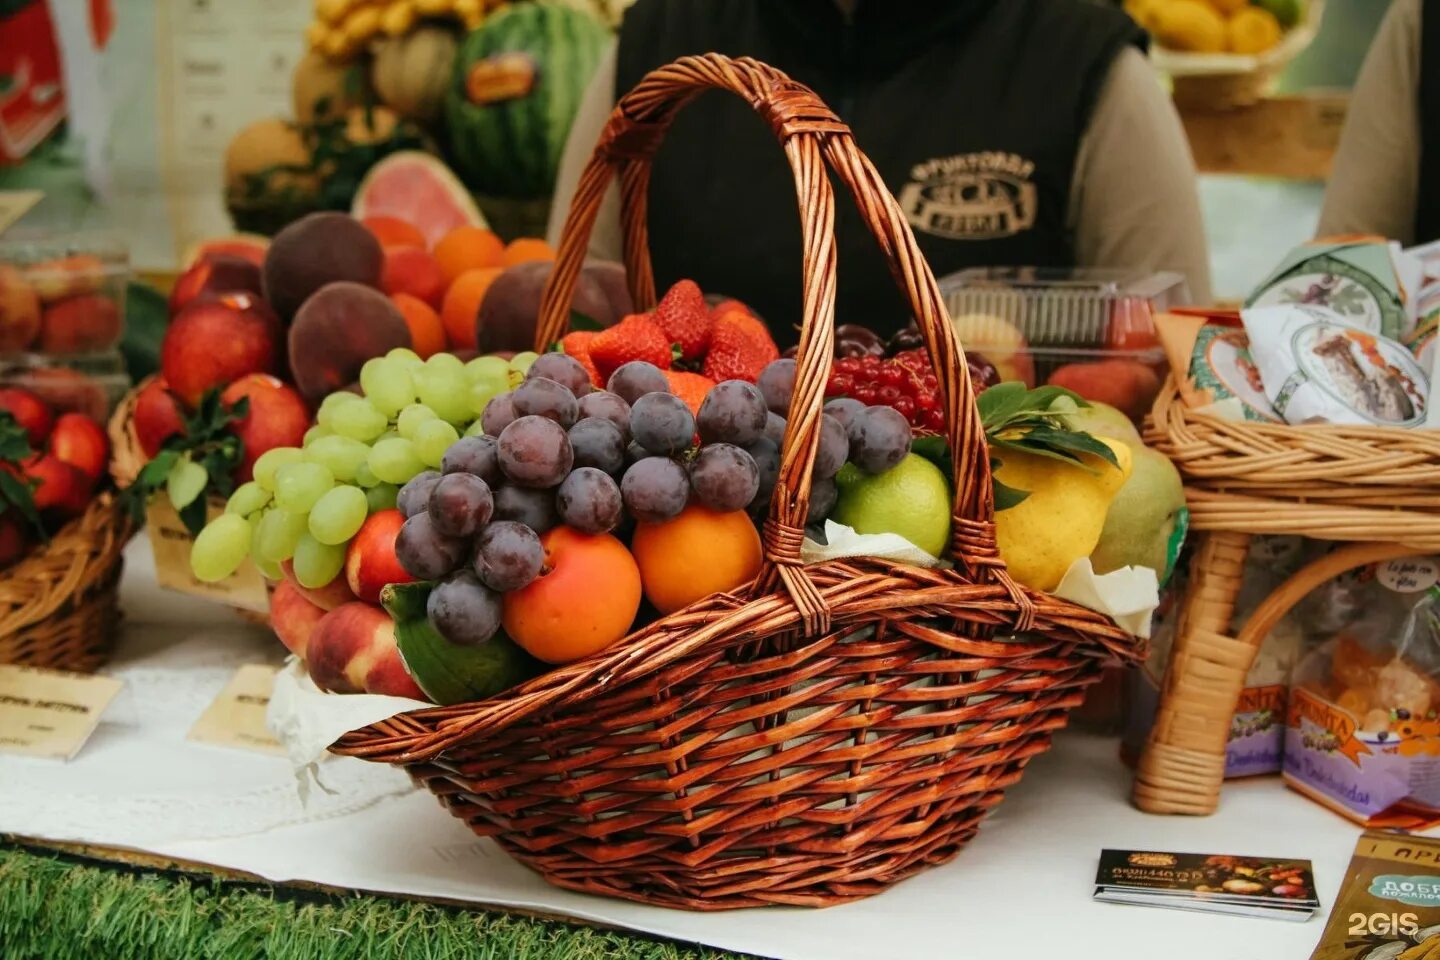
{"left": 0, "top": 190, "right": 43, "bottom": 236}
{"left": 187, "top": 664, "right": 284, "bottom": 755}
{"left": 0, "top": 664, "right": 123, "bottom": 760}
{"left": 148, "top": 499, "right": 270, "bottom": 613}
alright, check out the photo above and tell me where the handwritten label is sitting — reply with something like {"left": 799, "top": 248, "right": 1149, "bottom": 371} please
{"left": 187, "top": 664, "right": 284, "bottom": 755}
{"left": 148, "top": 499, "right": 270, "bottom": 612}
{"left": 0, "top": 664, "right": 123, "bottom": 759}
{"left": 1377, "top": 558, "right": 1440, "bottom": 594}
{"left": 0, "top": 190, "right": 43, "bottom": 236}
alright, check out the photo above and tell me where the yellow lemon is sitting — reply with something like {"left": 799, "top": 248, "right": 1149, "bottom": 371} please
{"left": 1227, "top": 7, "right": 1283, "bottom": 54}
{"left": 1151, "top": 0, "right": 1227, "bottom": 53}
{"left": 1123, "top": 0, "right": 1165, "bottom": 30}
{"left": 993, "top": 438, "right": 1133, "bottom": 592}
{"left": 1206, "top": 0, "right": 1249, "bottom": 14}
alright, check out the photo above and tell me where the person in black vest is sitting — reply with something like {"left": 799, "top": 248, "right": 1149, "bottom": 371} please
{"left": 547, "top": 0, "right": 1212, "bottom": 337}
{"left": 1319, "top": 0, "right": 1433, "bottom": 243}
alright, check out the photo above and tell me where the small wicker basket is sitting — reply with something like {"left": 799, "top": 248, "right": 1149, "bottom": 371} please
{"left": 1153, "top": 1, "right": 1325, "bottom": 111}
{"left": 1133, "top": 376, "right": 1440, "bottom": 815}
{"left": 0, "top": 494, "right": 132, "bottom": 673}
{"left": 331, "top": 54, "right": 1144, "bottom": 910}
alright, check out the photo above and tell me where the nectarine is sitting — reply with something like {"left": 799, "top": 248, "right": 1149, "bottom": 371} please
{"left": 220, "top": 374, "right": 309, "bottom": 483}
{"left": 306, "top": 601, "right": 425, "bottom": 698}
{"left": 162, "top": 293, "right": 281, "bottom": 407}
{"left": 48, "top": 413, "right": 109, "bottom": 485}
{"left": 281, "top": 558, "right": 358, "bottom": 610}
{"left": 502, "top": 526, "right": 641, "bottom": 663}
{"left": 271, "top": 580, "right": 326, "bottom": 658}
{"left": 133, "top": 378, "right": 187, "bottom": 457}
{"left": 345, "top": 509, "right": 416, "bottom": 604}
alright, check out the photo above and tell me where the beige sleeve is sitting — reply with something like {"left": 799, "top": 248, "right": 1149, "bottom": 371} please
{"left": 546, "top": 40, "right": 624, "bottom": 261}
{"left": 1316, "top": 0, "right": 1421, "bottom": 244}
{"left": 1070, "top": 46, "right": 1213, "bottom": 304}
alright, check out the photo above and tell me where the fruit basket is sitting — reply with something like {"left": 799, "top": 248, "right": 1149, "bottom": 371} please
{"left": 330, "top": 53, "right": 1143, "bottom": 910}
{"left": 0, "top": 495, "right": 133, "bottom": 672}
{"left": 1132, "top": 375, "right": 1440, "bottom": 815}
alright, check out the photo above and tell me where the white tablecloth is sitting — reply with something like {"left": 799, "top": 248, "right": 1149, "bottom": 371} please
{"left": 2, "top": 536, "right": 1374, "bottom": 959}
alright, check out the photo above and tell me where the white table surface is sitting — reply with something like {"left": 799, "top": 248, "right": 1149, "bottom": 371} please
{"left": 5, "top": 535, "right": 1380, "bottom": 960}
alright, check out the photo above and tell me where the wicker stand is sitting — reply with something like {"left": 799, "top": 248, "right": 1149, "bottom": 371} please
{"left": 1133, "top": 381, "right": 1440, "bottom": 815}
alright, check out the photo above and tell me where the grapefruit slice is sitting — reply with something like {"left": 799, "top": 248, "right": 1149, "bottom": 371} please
{"left": 352, "top": 151, "right": 488, "bottom": 249}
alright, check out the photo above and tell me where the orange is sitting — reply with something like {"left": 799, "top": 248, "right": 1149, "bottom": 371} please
{"left": 501, "top": 237, "right": 555, "bottom": 268}
{"left": 361, "top": 215, "right": 426, "bottom": 250}
{"left": 630, "top": 505, "right": 763, "bottom": 614}
{"left": 439, "top": 267, "right": 500, "bottom": 351}
{"left": 433, "top": 226, "right": 504, "bottom": 284}
{"left": 502, "top": 527, "right": 642, "bottom": 663}
{"left": 663, "top": 370, "right": 715, "bottom": 416}
{"left": 392, "top": 293, "right": 447, "bottom": 358}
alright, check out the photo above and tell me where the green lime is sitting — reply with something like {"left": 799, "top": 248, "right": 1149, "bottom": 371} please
{"left": 832, "top": 454, "right": 952, "bottom": 558}
{"left": 1256, "top": 0, "right": 1302, "bottom": 29}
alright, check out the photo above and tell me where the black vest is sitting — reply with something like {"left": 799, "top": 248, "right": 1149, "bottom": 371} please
{"left": 1419, "top": 0, "right": 1440, "bottom": 243}
{"left": 615, "top": 0, "right": 1145, "bottom": 336}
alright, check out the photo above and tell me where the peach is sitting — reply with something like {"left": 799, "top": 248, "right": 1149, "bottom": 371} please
{"left": 168, "top": 254, "right": 263, "bottom": 315}
{"left": 287, "top": 282, "right": 410, "bottom": 403}
{"left": 262, "top": 212, "right": 383, "bottom": 322}
{"left": 502, "top": 526, "right": 641, "bottom": 664}
{"left": 306, "top": 601, "right": 424, "bottom": 698}
{"left": 133, "top": 378, "right": 187, "bottom": 457}
{"left": 280, "top": 558, "right": 358, "bottom": 610}
{"left": 270, "top": 579, "right": 326, "bottom": 658}
{"left": 477, "top": 259, "right": 632, "bottom": 354}
{"left": 0, "top": 264, "right": 40, "bottom": 352}
{"left": 1047, "top": 359, "right": 1163, "bottom": 423}
{"left": 48, "top": 412, "right": 109, "bottom": 485}
{"left": 0, "top": 387, "right": 53, "bottom": 447}
{"left": 38, "top": 294, "right": 121, "bottom": 353}
{"left": 345, "top": 509, "right": 416, "bottom": 604}
{"left": 27, "top": 255, "right": 104, "bottom": 302}
{"left": 220, "top": 374, "right": 309, "bottom": 483}
{"left": 952, "top": 313, "right": 1035, "bottom": 387}
{"left": 162, "top": 293, "right": 281, "bottom": 407}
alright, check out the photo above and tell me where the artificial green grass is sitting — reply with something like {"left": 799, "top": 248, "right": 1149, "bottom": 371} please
{"left": 0, "top": 841, "right": 752, "bottom": 960}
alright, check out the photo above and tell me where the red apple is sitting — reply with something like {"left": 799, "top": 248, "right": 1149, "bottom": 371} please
{"left": 219, "top": 374, "right": 309, "bottom": 483}
{"left": 280, "top": 558, "right": 358, "bottom": 610}
{"left": 25, "top": 453, "right": 90, "bottom": 517}
{"left": 133, "top": 378, "right": 187, "bottom": 457}
{"left": 168, "top": 254, "right": 264, "bottom": 316}
{"left": 48, "top": 412, "right": 109, "bottom": 485}
{"left": 270, "top": 579, "right": 327, "bottom": 658}
{"left": 344, "top": 509, "right": 415, "bottom": 604}
{"left": 306, "top": 601, "right": 424, "bottom": 698}
{"left": 0, "top": 513, "right": 32, "bottom": 570}
{"left": 161, "top": 293, "right": 281, "bottom": 408}
{"left": 0, "top": 387, "right": 53, "bottom": 447}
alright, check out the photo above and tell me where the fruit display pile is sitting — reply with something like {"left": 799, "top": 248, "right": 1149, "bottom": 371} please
{"left": 0, "top": 385, "right": 111, "bottom": 569}
{"left": 1128, "top": 0, "right": 1304, "bottom": 56}
{"left": 0, "top": 252, "right": 125, "bottom": 357}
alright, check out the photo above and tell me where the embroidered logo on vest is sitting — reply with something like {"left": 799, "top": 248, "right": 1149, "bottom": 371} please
{"left": 898, "top": 152, "right": 1038, "bottom": 241}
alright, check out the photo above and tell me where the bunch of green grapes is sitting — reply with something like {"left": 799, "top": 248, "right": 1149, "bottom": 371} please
{"left": 189, "top": 348, "right": 539, "bottom": 584}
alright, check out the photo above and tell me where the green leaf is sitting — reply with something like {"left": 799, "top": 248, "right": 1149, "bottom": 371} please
{"left": 0, "top": 412, "right": 32, "bottom": 463}
{"left": 992, "top": 477, "right": 1030, "bottom": 512}
{"left": 178, "top": 496, "right": 208, "bottom": 537}
{"left": 1016, "top": 426, "right": 1121, "bottom": 470}
{"left": 166, "top": 457, "right": 209, "bottom": 512}
{"left": 988, "top": 434, "right": 1086, "bottom": 467}
{"left": 910, "top": 435, "right": 952, "bottom": 479}
{"left": 976, "top": 382, "right": 1029, "bottom": 427}
{"left": 568, "top": 310, "right": 603, "bottom": 332}
{"left": 0, "top": 469, "right": 44, "bottom": 539}
{"left": 136, "top": 449, "right": 180, "bottom": 491}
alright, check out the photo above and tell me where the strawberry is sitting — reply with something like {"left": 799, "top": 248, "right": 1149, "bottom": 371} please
{"left": 589, "top": 314, "right": 673, "bottom": 381}
{"left": 663, "top": 370, "right": 716, "bottom": 416}
{"left": 703, "top": 310, "right": 779, "bottom": 383}
{"left": 653, "top": 279, "right": 712, "bottom": 362}
{"left": 560, "top": 330, "right": 603, "bottom": 387}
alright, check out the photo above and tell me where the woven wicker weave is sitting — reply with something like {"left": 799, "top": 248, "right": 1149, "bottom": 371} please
{"left": 331, "top": 55, "right": 1143, "bottom": 910}
{"left": 1134, "top": 377, "right": 1440, "bottom": 814}
{"left": 107, "top": 378, "right": 150, "bottom": 491}
{"left": 0, "top": 494, "right": 131, "bottom": 673}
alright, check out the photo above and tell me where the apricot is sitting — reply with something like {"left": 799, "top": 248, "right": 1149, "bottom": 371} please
{"left": 433, "top": 225, "right": 503, "bottom": 285}
{"left": 262, "top": 212, "right": 383, "bottom": 321}
{"left": 288, "top": 281, "right": 410, "bottom": 403}
{"left": 631, "top": 505, "right": 762, "bottom": 614}
{"left": 502, "top": 526, "right": 641, "bottom": 663}
{"left": 440, "top": 266, "right": 500, "bottom": 352}
{"left": 500, "top": 237, "right": 555, "bottom": 268}
{"left": 392, "top": 293, "right": 447, "bottom": 359}
{"left": 0, "top": 264, "right": 40, "bottom": 352}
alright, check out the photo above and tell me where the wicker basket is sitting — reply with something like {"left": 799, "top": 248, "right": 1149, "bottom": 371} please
{"left": 1155, "top": 1, "right": 1325, "bottom": 111}
{"left": 0, "top": 494, "right": 133, "bottom": 673}
{"left": 107, "top": 377, "right": 152, "bottom": 491}
{"left": 331, "top": 54, "right": 1144, "bottom": 910}
{"left": 1133, "top": 377, "right": 1440, "bottom": 815}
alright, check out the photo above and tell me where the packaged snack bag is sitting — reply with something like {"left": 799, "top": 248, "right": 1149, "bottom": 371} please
{"left": 1311, "top": 830, "right": 1440, "bottom": 959}
{"left": 1248, "top": 238, "right": 1416, "bottom": 341}
{"left": 1285, "top": 559, "right": 1440, "bottom": 828}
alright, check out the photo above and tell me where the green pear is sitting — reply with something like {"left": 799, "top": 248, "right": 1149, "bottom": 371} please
{"left": 1090, "top": 444, "right": 1186, "bottom": 579}
{"left": 1054, "top": 398, "right": 1142, "bottom": 446}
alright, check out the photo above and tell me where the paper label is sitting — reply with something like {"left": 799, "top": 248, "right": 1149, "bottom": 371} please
{"left": 0, "top": 190, "right": 43, "bottom": 236}
{"left": 148, "top": 499, "right": 270, "bottom": 613}
{"left": 0, "top": 664, "right": 123, "bottom": 759}
{"left": 187, "top": 664, "right": 284, "bottom": 755}
{"left": 1377, "top": 558, "right": 1440, "bottom": 594}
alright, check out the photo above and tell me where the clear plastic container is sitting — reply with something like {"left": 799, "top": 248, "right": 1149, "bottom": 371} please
{"left": 0, "top": 233, "right": 130, "bottom": 358}
{"left": 939, "top": 267, "right": 1189, "bottom": 418}
{"left": 0, "top": 352, "right": 131, "bottom": 422}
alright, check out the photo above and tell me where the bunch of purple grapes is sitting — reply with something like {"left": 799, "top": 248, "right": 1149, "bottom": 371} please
{"left": 754, "top": 358, "right": 915, "bottom": 525}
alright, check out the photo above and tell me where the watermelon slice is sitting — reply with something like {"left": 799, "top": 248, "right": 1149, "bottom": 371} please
{"left": 352, "top": 151, "right": 488, "bottom": 249}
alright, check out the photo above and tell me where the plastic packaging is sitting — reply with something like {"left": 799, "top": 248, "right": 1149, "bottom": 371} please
{"left": 0, "top": 234, "right": 129, "bottom": 358}
{"left": 0, "top": 352, "right": 131, "bottom": 421}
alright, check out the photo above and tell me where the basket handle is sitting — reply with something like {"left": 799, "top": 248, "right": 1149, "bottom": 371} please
{"left": 535, "top": 55, "right": 1010, "bottom": 632}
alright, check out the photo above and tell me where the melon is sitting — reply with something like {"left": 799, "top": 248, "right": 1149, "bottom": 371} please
{"left": 352, "top": 150, "right": 488, "bottom": 248}
{"left": 372, "top": 25, "right": 458, "bottom": 123}
{"left": 445, "top": 3, "right": 609, "bottom": 200}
